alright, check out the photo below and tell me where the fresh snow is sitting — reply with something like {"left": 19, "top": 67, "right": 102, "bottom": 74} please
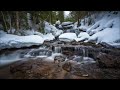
{"left": 88, "top": 28, "right": 120, "bottom": 44}
{"left": 43, "top": 33, "right": 55, "bottom": 41}
{"left": 44, "top": 21, "right": 63, "bottom": 37}
{"left": 76, "top": 11, "right": 120, "bottom": 47}
{"left": 59, "top": 33, "right": 77, "bottom": 42}
{"left": 0, "top": 33, "right": 44, "bottom": 50}
{"left": 75, "top": 32, "right": 90, "bottom": 42}
{"left": 78, "top": 26, "right": 89, "bottom": 31}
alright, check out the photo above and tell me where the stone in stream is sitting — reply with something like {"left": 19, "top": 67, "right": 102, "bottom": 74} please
{"left": 96, "top": 52, "right": 120, "bottom": 68}
{"left": 73, "top": 56, "right": 83, "bottom": 62}
{"left": 54, "top": 55, "right": 66, "bottom": 63}
{"left": 62, "top": 62, "right": 72, "bottom": 72}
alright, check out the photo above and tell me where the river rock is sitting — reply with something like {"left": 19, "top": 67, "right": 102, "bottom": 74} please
{"left": 62, "top": 62, "right": 72, "bottom": 72}
{"left": 96, "top": 52, "right": 120, "bottom": 68}
{"left": 54, "top": 55, "right": 66, "bottom": 63}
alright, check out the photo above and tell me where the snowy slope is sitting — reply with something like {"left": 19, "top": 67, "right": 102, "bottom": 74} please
{"left": 74, "top": 11, "right": 120, "bottom": 47}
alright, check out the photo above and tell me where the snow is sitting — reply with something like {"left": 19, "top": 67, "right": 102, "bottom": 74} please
{"left": 44, "top": 21, "right": 63, "bottom": 37}
{"left": 0, "top": 30, "right": 6, "bottom": 37}
{"left": 75, "top": 32, "right": 90, "bottom": 42}
{"left": 61, "top": 22, "right": 73, "bottom": 26}
{"left": 73, "top": 24, "right": 78, "bottom": 29}
{"left": 43, "top": 33, "right": 55, "bottom": 41}
{"left": 78, "top": 26, "right": 89, "bottom": 31}
{"left": 86, "top": 12, "right": 120, "bottom": 35}
{"left": 59, "top": 33, "right": 77, "bottom": 42}
{"left": 7, "top": 29, "right": 16, "bottom": 34}
{"left": 88, "top": 28, "right": 120, "bottom": 44}
{"left": 0, "top": 33, "right": 44, "bottom": 50}
{"left": 78, "top": 32, "right": 90, "bottom": 38}
{"left": 55, "top": 20, "right": 60, "bottom": 25}
{"left": 75, "top": 11, "right": 120, "bottom": 47}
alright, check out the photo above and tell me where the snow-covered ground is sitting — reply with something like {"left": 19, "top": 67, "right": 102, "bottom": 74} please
{"left": 74, "top": 11, "right": 120, "bottom": 47}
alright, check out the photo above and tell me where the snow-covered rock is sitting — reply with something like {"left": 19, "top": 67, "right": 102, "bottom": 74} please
{"left": 44, "top": 21, "right": 63, "bottom": 37}
{"left": 34, "top": 31, "right": 44, "bottom": 37}
{"left": 59, "top": 33, "right": 77, "bottom": 42}
{"left": 78, "top": 32, "right": 90, "bottom": 38}
{"left": 0, "top": 34, "right": 44, "bottom": 50}
{"left": 78, "top": 26, "right": 89, "bottom": 31}
{"left": 43, "top": 33, "right": 55, "bottom": 41}
{"left": 61, "top": 22, "right": 73, "bottom": 26}
{"left": 75, "top": 32, "right": 90, "bottom": 42}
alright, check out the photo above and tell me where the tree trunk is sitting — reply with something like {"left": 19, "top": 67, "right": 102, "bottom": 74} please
{"left": 1, "top": 11, "right": 7, "bottom": 32}
{"left": 77, "top": 11, "right": 80, "bottom": 27}
{"left": 7, "top": 12, "right": 12, "bottom": 33}
{"left": 16, "top": 11, "right": 19, "bottom": 31}
{"left": 58, "top": 11, "right": 64, "bottom": 22}
{"left": 50, "top": 11, "right": 52, "bottom": 24}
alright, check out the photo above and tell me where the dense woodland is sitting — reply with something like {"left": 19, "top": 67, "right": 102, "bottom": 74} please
{"left": 0, "top": 11, "right": 98, "bottom": 34}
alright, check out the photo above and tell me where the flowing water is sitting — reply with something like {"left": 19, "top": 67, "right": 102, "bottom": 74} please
{"left": 0, "top": 44, "right": 96, "bottom": 67}
{"left": 54, "top": 46, "right": 62, "bottom": 53}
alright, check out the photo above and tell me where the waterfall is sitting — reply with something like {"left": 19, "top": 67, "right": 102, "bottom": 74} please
{"left": 82, "top": 49, "right": 85, "bottom": 57}
{"left": 54, "top": 46, "right": 62, "bottom": 53}
{"left": 86, "top": 49, "right": 88, "bottom": 57}
{"left": 74, "top": 46, "right": 89, "bottom": 57}
{"left": 24, "top": 49, "right": 52, "bottom": 57}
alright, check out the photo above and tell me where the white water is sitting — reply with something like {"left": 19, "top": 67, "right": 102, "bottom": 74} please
{"left": 54, "top": 46, "right": 62, "bottom": 53}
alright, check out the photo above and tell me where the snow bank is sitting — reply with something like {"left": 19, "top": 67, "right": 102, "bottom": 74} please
{"left": 59, "top": 33, "right": 77, "bottom": 42}
{"left": 74, "top": 11, "right": 120, "bottom": 47}
{"left": 88, "top": 28, "right": 120, "bottom": 44}
{"left": 0, "top": 34, "right": 44, "bottom": 50}
{"left": 43, "top": 33, "right": 55, "bottom": 41}
{"left": 87, "top": 12, "right": 120, "bottom": 46}
{"left": 86, "top": 12, "right": 120, "bottom": 35}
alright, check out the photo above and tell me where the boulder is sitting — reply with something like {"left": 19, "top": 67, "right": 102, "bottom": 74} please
{"left": 96, "top": 52, "right": 120, "bottom": 68}
{"left": 62, "top": 62, "right": 72, "bottom": 72}
{"left": 54, "top": 55, "right": 66, "bottom": 63}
